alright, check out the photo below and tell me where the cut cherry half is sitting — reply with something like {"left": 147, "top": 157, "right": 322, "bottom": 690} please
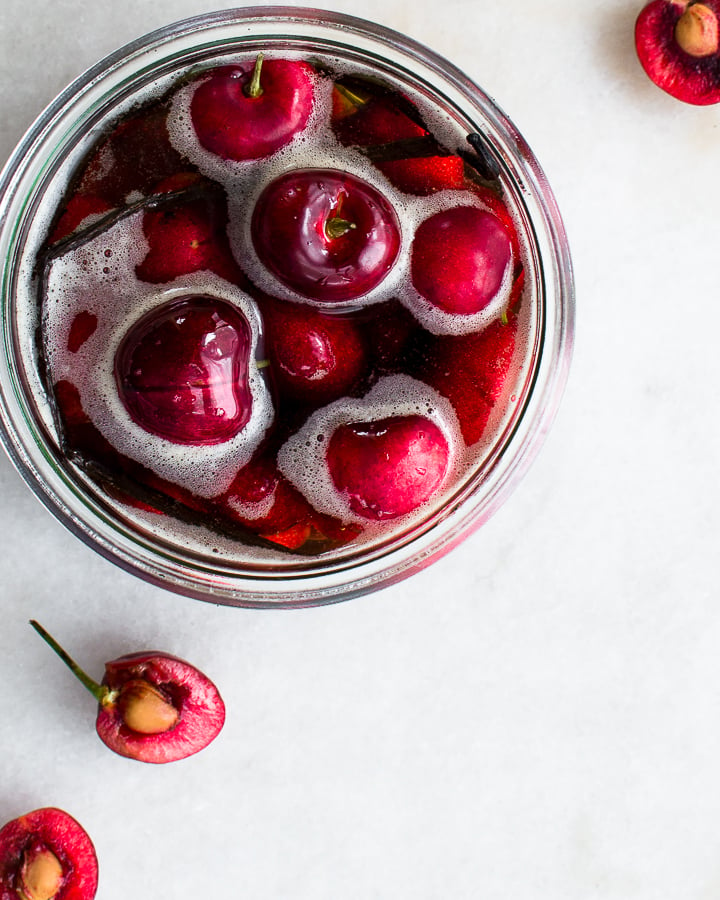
{"left": 410, "top": 205, "right": 513, "bottom": 316}
{"left": 30, "top": 621, "right": 225, "bottom": 764}
{"left": 635, "top": 0, "right": 720, "bottom": 104}
{"left": 190, "top": 56, "right": 316, "bottom": 161}
{"left": 326, "top": 414, "right": 451, "bottom": 520}
{"left": 115, "top": 296, "right": 253, "bottom": 445}
{"left": 251, "top": 168, "right": 402, "bottom": 303}
{"left": 0, "top": 808, "right": 98, "bottom": 900}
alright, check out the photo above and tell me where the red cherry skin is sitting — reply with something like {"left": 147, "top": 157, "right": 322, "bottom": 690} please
{"left": 115, "top": 296, "right": 253, "bottom": 445}
{"left": 262, "top": 299, "right": 367, "bottom": 402}
{"left": 97, "top": 651, "right": 226, "bottom": 764}
{"left": 190, "top": 60, "right": 316, "bottom": 160}
{"left": 411, "top": 205, "right": 513, "bottom": 316}
{"left": 251, "top": 168, "right": 401, "bottom": 303}
{"left": 0, "top": 807, "right": 98, "bottom": 900}
{"left": 326, "top": 414, "right": 450, "bottom": 520}
{"left": 136, "top": 194, "right": 246, "bottom": 286}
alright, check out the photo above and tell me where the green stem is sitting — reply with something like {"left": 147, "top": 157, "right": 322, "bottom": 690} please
{"left": 325, "top": 216, "right": 356, "bottom": 240}
{"left": 245, "top": 53, "right": 265, "bottom": 99}
{"left": 29, "top": 620, "right": 106, "bottom": 704}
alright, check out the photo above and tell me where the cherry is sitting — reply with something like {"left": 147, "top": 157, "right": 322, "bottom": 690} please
{"left": 261, "top": 298, "right": 368, "bottom": 403}
{"left": 115, "top": 296, "right": 253, "bottom": 446}
{"left": 136, "top": 192, "right": 246, "bottom": 286}
{"left": 416, "top": 309, "right": 520, "bottom": 446}
{"left": 410, "top": 205, "right": 513, "bottom": 316}
{"left": 30, "top": 621, "right": 225, "bottom": 764}
{"left": 635, "top": 0, "right": 720, "bottom": 104}
{"left": 190, "top": 56, "right": 316, "bottom": 161}
{"left": 251, "top": 168, "right": 401, "bottom": 303}
{"left": 0, "top": 808, "right": 98, "bottom": 900}
{"left": 326, "top": 414, "right": 450, "bottom": 520}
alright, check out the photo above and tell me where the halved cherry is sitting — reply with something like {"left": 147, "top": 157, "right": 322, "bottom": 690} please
{"left": 0, "top": 807, "right": 98, "bottom": 900}
{"left": 635, "top": 0, "right": 720, "bottom": 104}
{"left": 30, "top": 621, "right": 225, "bottom": 764}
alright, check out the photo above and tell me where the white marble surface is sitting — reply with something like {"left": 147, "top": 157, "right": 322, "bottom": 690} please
{"left": 2, "top": 0, "right": 720, "bottom": 897}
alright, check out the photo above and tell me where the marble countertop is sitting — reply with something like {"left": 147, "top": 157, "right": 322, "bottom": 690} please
{"left": 2, "top": 1, "right": 720, "bottom": 897}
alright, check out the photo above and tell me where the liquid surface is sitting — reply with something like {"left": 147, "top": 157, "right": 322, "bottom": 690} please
{"left": 35, "top": 50, "right": 534, "bottom": 558}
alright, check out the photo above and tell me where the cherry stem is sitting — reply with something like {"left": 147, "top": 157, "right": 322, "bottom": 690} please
{"left": 245, "top": 53, "right": 265, "bottom": 99}
{"left": 325, "top": 215, "right": 357, "bottom": 239}
{"left": 29, "top": 620, "right": 106, "bottom": 704}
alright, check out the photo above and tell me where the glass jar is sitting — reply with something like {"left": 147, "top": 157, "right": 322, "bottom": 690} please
{"left": 0, "top": 7, "right": 574, "bottom": 607}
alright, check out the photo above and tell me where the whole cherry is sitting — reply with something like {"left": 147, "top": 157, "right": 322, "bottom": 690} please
{"left": 326, "top": 414, "right": 451, "bottom": 520}
{"left": 251, "top": 168, "right": 401, "bottom": 303}
{"left": 410, "top": 205, "right": 513, "bottom": 317}
{"left": 190, "top": 55, "right": 316, "bottom": 160}
{"left": 0, "top": 807, "right": 98, "bottom": 900}
{"left": 30, "top": 621, "right": 225, "bottom": 764}
{"left": 115, "top": 296, "right": 254, "bottom": 446}
{"left": 261, "top": 298, "right": 368, "bottom": 403}
{"left": 635, "top": 0, "right": 720, "bottom": 104}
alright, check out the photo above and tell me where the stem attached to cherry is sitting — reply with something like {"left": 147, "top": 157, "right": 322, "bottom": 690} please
{"left": 30, "top": 619, "right": 106, "bottom": 704}
{"left": 245, "top": 53, "right": 265, "bottom": 99}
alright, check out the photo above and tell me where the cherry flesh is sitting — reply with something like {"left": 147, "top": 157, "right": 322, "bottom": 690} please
{"left": 115, "top": 296, "right": 253, "bottom": 446}
{"left": 326, "top": 414, "right": 450, "bottom": 520}
{"left": 251, "top": 168, "right": 402, "bottom": 303}
{"left": 0, "top": 808, "right": 98, "bottom": 900}
{"left": 635, "top": 0, "right": 720, "bottom": 104}
{"left": 30, "top": 620, "right": 225, "bottom": 764}
{"left": 190, "top": 57, "right": 316, "bottom": 161}
{"left": 411, "top": 205, "right": 513, "bottom": 316}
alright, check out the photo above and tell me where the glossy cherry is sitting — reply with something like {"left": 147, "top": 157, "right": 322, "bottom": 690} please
{"left": 251, "top": 168, "right": 402, "bottom": 303}
{"left": 0, "top": 808, "right": 98, "bottom": 900}
{"left": 411, "top": 205, "right": 513, "bottom": 316}
{"left": 261, "top": 298, "right": 368, "bottom": 403}
{"left": 30, "top": 621, "right": 225, "bottom": 764}
{"left": 115, "top": 296, "right": 253, "bottom": 445}
{"left": 326, "top": 414, "right": 450, "bottom": 520}
{"left": 190, "top": 56, "right": 316, "bottom": 160}
{"left": 635, "top": 0, "right": 720, "bottom": 104}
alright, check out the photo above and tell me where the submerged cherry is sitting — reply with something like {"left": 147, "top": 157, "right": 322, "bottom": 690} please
{"left": 30, "top": 620, "right": 225, "bottom": 764}
{"left": 261, "top": 298, "right": 368, "bottom": 403}
{"left": 410, "top": 205, "right": 513, "bottom": 316}
{"left": 115, "top": 296, "right": 253, "bottom": 445}
{"left": 190, "top": 56, "right": 316, "bottom": 160}
{"left": 0, "top": 807, "right": 98, "bottom": 900}
{"left": 326, "top": 414, "right": 451, "bottom": 520}
{"left": 251, "top": 168, "right": 402, "bottom": 303}
{"left": 635, "top": 0, "right": 720, "bottom": 104}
